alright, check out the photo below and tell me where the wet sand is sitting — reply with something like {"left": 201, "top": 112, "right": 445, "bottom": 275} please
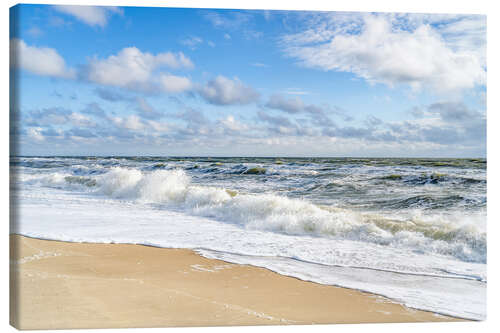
{"left": 9, "top": 234, "right": 461, "bottom": 330}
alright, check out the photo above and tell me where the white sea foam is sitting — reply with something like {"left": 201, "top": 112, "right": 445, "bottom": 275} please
{"left": 68, "top": 167, "right": 485, "bottom": 263}
{"left": 13, "top": 167, "right": 486, "bottom": 263}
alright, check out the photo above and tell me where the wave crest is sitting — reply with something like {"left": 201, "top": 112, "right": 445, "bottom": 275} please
{"left": 89, "top": 168, "right": 486, "bottom": 263}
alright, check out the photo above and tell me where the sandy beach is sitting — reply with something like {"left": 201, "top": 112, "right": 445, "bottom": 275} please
{"left": 9, "top": 234, "right": 461, "bottom": 330}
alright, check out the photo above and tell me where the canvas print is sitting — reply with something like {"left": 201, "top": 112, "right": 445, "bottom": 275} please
{"left": 9, "top": 3, "right": 486, "bottom": 330}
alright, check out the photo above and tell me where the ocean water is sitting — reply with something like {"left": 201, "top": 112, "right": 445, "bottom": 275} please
{"left": 10, "top": 156, "right": 486, "bottom": 320}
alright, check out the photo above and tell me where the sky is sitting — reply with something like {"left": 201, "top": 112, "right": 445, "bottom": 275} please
{"left": 9, "top": 4, "right": 487, "bottom": 157}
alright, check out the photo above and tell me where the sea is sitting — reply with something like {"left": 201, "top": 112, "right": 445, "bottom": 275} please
{"left": 10, "top": 156, "right": 486, "bottom": 320}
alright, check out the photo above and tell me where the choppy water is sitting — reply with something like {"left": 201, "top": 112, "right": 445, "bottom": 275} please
{"left": 10, "top": 156, "right": 486, "bottom": 320}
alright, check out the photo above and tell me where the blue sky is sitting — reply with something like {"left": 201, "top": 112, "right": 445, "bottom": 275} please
{"left": 10, "top": 4, "right": 486, "bottom": 157}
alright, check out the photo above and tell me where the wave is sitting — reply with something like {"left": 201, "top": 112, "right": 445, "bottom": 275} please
{"left": 378, "top": 173, "right": 486, "bottom": 186}
{"left": 20, "top": 172, "right": 98, "bottom": 190}
{"left": 16, "top": 167, "right": 485, "bottom": 263}
{"left": 376, "top": 194, "right": 470, "bottom": 210}
{"left": 80, "top": 168, "right": 485, "bottom": 263}
{"left": 64, "top": 176, "right": 97, "bottom": 187}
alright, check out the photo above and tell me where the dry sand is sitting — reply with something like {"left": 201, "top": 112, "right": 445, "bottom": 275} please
{"left": 10, "top": 234, "right": 462, "bottom": 330}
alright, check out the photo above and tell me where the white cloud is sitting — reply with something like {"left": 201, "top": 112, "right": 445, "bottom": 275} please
{"left": 198, "top": 76, "right": 260, "bottom": 105}
{"left": 20, "top": 100, "right": 484, "bottom": 157}
{"left": 10, "top": 39, "right": 75, "bottom": 79}
{"left": 134, "top": 97, "right": 164, "bottom": 119}
{"left": 437, "top": 16, "right": 486, "bottom": 67}
{"left": 83, "top": 47, "right": 193, "bottom": 92}
{"left": 69, "top": 112, "right": 96, "bottom": 127}
{"left": 12, "top": 41, "right": 194, "bottom": 94}
{"left": 25, "top": 107, "right": 99, "bottom": 129}
{"left": 111, "top": 115, "right": 145, "bottom": 131}
{"left": 266, "top": 94, "right": 305, "bottom": 114}
{"left": 136, "top": 97, "right": 154, "bottom": 113}
{"left": 147, "top": 120, "right": 170, "bottom": 132}
{"left": 26, "top": 107, "right": 70, "bottom": 126}
{"left": 264, "top": 94, "right": 351, "bottom": 123}
{"left": 385, "top": 13, "right": 486, "bottom": 62}
{"left": 181, "top": 36, "right": 203, "bottom": 49}
{"left": 27, "top": 127, "right": 45, "bottom": 142}
{"left": 157, "top": 51, "right": 194, "bottom": 69}
{"left": 219, "top": 115, "right": 248, "bottom": 132}
{"left": 283, "top": 14, "right": 486, "bottom": 95}
{"left": 53, "top": 5, "right": 123, "bottom": 27}
{"left": 159, "top": 74, "right": 192, "bottom": 93}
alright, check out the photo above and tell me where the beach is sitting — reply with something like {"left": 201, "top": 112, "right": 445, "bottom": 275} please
{"left": 10, "top": 157, "right": 486, "bottom": 323}
{"left": 10, "top": 234, "right": 460, "bottom": 329}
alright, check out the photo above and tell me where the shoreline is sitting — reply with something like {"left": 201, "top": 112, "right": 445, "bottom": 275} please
{"left": 10, "top": 234, "right": 463, "bottom": 329}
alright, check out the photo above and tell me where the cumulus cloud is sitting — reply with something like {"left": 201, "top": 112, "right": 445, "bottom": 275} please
{"left": 198, "top": 76, "right": 260, "bottom": 105}
{"left": 257, "top": 111, "right": 295, "bottom": 128}
{"left": 110, "top": 115, "right": 146, "bottom": 131}
{"left": 173, "top": 107, "right": 209, "bottom": 126}
{"left": 147, "top": 120, "right": 170, "bottom": 133}
{"left": 266, "top": 94, "right": 305, "bottom": 114}
{"left": 282, "top": 14, "right": 486, "bottom": 95}
{"left": 94, "top": 88, "right": 131, "bottom": 102}
{"left": 68, "top": 112, "right": 96, "bottom": 127}
{"left": 82, "top": 47, "right": 193, "bottom": 92}
{"left": 10, "top": 39, "right": 75, "bottom": 78}
{"left": 12, "top": 40, "right": 196, "bottom": 96}
{"left": 17, "top": 99, "right": 485, "bottom": 157}
{"left": 24, "top": 107, "right": 96, "bottom": 128}
{"left": 81, "top": 103, "right": 107, "bottom": 118}
{"left": 427, "top": 102, "right": 482, "bottom": 122}
{"left": 364, "top": 115, "right": 383, "bottom": 127}
{"left": 11, "top": 40, "right": 194, "bottom": 96}
{"left": 218, "top": 115, "right": 248, "bottom": 132}
{"left": 265, "top": 94, "right": 353, "bottom": 123}
{"left": 41, "top": 127, "right": 63, "bottom": 138}
{"left": 386, "top": 102, "right": 485, "bottom": 145}
{"left": 25, "top": 107, "right": 72, "bottom": 126}
{"left": 67, "top": 128, "right": 97, "bottom": 138}
{"left": 134, "top": 97, "right": 164, "bottom": 119}
{"left": 256, "top": 111, "right": 316, "bottom": 137}
{"left": 27, "top": 127, "right": 45, "bottom": 142}
{"left": 260, "top": 98, "right": 484, "bottom": 149}
{"left": 53, "top": 5, "right": 123, "bottom": 27}
{"left": 159, "top": 74, "right": 193, "bottom": 93}
{"left": 392, "top": 13, "right": 486, "bottom": 66}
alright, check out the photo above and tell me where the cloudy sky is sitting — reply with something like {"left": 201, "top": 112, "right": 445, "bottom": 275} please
{"left": 10, "top": 4, "right": 486, "bottom": 157}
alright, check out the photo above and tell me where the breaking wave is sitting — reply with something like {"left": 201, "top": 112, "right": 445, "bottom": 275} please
{"left": 60, "top": 167, "right": 486, "bottom": 263}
